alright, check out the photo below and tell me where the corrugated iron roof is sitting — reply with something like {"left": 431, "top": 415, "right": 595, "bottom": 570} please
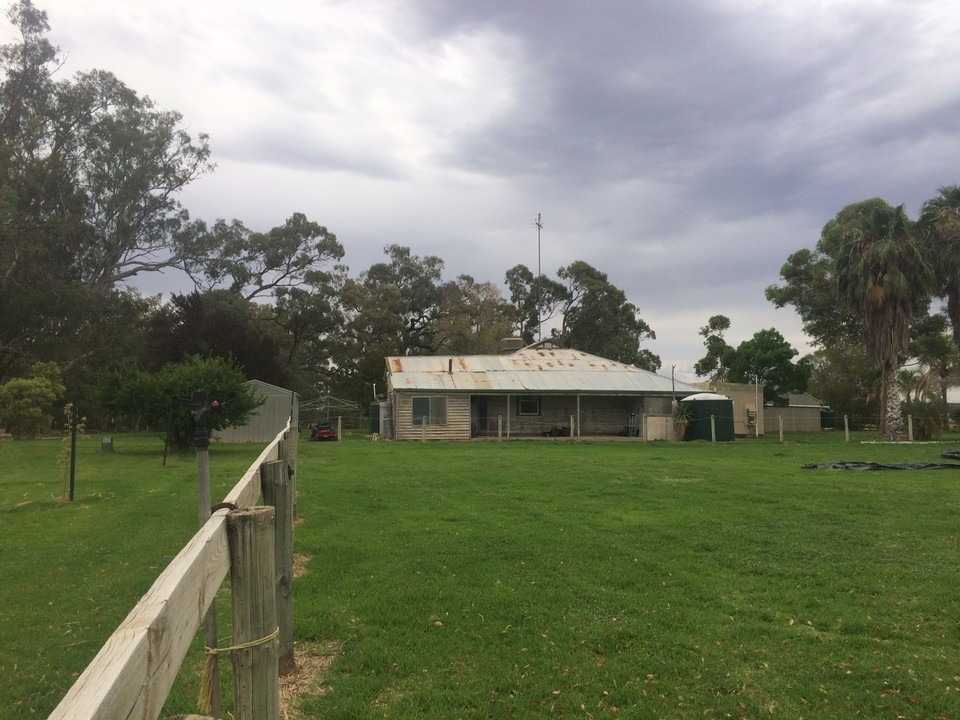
{"left": 386, "top": 346, "right": 701, "bottom": 395}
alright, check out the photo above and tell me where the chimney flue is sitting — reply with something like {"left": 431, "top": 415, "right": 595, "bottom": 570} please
{"left": 500, "top": 337, "right": 524, "bottom": 354}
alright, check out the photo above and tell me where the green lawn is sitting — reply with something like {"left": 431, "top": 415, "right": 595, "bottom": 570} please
{"left": 0, "top": 434, "right": 265, "bottom": 718}
{"left": 4, "top": 432, "right": 960, "bottom": 718}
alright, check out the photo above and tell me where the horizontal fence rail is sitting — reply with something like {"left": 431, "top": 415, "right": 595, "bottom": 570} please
{"left": 47, "top": 421, "right": 291, "bottom": 720}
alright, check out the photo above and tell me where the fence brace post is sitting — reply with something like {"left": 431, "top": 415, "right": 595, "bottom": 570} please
{"left": 844, "top": 415, "right": 850, "bottom": 442}
{"left": 710, "top": 414, "right": 716, "bottom": 443}
{"left": 261, "top": 460, "right": 295, "bottom": 676}
{"left": 226, "top": 507, "right": 280, "bottom": 720}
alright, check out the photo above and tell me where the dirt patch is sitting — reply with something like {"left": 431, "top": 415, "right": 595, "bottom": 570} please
{"left": 292, "top": 553, "right": 310, "bottom": 578}
{"left": 279, "top": 640, "right": 341, "bottom": 719}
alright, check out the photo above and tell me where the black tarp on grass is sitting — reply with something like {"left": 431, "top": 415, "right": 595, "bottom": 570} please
{"left": 804, "top": 459, "right": 960, "bottom": 471}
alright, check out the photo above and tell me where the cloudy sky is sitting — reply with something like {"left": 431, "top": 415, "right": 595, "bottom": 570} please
{"left": 15, "top": 0, "right": 960, "bottom": 379}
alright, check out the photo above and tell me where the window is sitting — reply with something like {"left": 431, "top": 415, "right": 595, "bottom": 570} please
{"left": 412, "top": 396, "right": 447, "bottom": 425}
{"left": 517, "top": 397, "right": 540, "bottom": 416}
{"left": 646, "top": 396, "right": 673, "bottom": 415}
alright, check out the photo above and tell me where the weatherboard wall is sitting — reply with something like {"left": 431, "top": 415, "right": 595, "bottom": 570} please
{"left": 392, "top": 393, "right": 472, "bottom": 440}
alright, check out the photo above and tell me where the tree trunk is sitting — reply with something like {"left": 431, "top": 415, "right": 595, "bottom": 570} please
{"left": 882, "top": 362, "right": 905, "bottom": 440}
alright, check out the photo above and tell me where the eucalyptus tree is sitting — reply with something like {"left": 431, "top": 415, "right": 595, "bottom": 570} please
{"left": 434, "top": 275, "right": 515, "bottom": 355}
{"left": 181, "top": 213, "right": 344, "bottom": 301}
{"left": 693, "top": 315, "right": 733, "bottom": 381}
{"left": 554, "top": 260, "right": 660, "bottom": 370}
{"left": 331, "top": 245, "right": 448, "bottom": 402}
{"left": 765, "top": 247, "right": 861, "bottom": 348}
{"left": 504, "top": 263, "right": 568, "bottom": 344}
{"left": 829, "top": 200, "right": 935, "bottom": 438}
{"left": 0, "top": 2, "right": 213, "bottom": 291}
{"left": 0, "top": 1, "right": 212, "bottom": 380}
{"left": 271, "top": 279, "right": 346, "bottom": 392}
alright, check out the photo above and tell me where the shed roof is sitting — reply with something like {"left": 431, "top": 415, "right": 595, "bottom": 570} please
{"left": 245, "top": 379, "right": 296, "bottom": 397}
{"left": 783, "top": 392, "right": 826, "bottom": 408}
{"left": 386, "top": 344, "right": 701, "bottom": 395}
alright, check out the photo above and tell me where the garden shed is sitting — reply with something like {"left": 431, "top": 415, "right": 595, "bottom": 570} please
{"left": 384, "top": 340, "right": 701, "bottom": 441}
{"left": 212, "top": 379, "right": 298, "bottom": 443}
{"left": 763, "top": 392, "right": 827, "bottom": 433}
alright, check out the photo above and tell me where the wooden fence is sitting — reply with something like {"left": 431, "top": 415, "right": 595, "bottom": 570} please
{"left": 47, "top": 422, "right": 298, "bottom": 720}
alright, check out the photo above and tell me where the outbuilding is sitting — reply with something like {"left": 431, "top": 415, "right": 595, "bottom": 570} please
{"left": 697, "top": 381, "right": 765, "bottom": 436}
{"left": 384, "top": 340, "right": 701, "bottom": 441}
{"left": 212, "top": 379, "right": 298, "bottom": 443}
{"left": 763, "top": 392, "right": 828, "bottom": 433}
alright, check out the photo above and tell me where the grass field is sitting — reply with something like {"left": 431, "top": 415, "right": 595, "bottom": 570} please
{"left": 3, "top": 431, "right": 960, "bottom": 718}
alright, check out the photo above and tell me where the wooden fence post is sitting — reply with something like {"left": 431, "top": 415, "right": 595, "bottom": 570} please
{"left": 284, "top": 430, "right": 298, "bottom": 521}
{"left": 260, "top": 460, "right": 295, "bottom": 676}
{"left": 226, "top": 508, "right": 280, "bottom": 720}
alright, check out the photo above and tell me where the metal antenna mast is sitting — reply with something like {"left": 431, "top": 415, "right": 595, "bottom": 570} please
{"left": 534, "top": 212, "right": 543, "bottom": 340}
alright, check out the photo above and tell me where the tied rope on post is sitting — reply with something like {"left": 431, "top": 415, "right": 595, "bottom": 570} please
{"left": 197, "top": 627, "right": 280, "bottom": 714}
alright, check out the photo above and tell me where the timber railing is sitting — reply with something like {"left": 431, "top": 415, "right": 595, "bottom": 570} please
{"left": 47, "top": 421, "right": 298, "bottom": 720}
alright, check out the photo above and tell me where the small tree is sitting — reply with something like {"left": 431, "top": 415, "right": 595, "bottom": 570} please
{"left": 0, "top": 362, "right": 65, "bottom": 438}
{"left": 903, "top": 401, "right": 947, "bottom": 441}
{"left": 672, "top": 400, "right": 692, "bottom": 441}
{"left": 99, "top": 355, "right": 263, "bottom": 449}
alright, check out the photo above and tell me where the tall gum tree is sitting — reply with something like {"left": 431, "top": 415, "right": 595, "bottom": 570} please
{"left": 0, "top": 1, "right": 212, "bottom": 378}
{"left": 693, "top": 315, "right": 732, "bottom": 381}
{"left": 555, "top": 260, "right": 660, "bottom": 370}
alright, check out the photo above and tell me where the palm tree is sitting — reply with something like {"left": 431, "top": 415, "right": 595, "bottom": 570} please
{"left": 921, "top": 186, "right": 960, "bottom": 350}
{"left": 896, "top": 368, "right": 922, "bottom": 404}
{"left": 831, "top": 201, "right": 935, "bottom": 438}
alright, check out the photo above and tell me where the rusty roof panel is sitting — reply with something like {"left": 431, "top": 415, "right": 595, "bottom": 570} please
{"left": 385, "top": 347, "right": 700, "bottom": 395}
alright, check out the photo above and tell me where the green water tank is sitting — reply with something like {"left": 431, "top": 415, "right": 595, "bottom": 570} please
{"left": 680, "top": 393, "right": 734, "bottom": 442}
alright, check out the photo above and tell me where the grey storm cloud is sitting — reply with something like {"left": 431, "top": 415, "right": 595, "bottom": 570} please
{"left": 22, "top": 0, "right": 960, "bottom": 376}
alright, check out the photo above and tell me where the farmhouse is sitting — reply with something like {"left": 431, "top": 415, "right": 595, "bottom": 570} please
{"left": 383, "top": 340, "right": 702, "bottom": 440}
